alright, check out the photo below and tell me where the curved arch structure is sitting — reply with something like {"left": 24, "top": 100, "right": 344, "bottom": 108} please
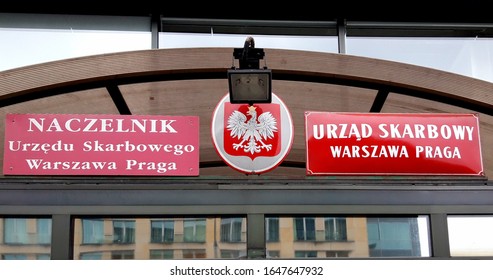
{"left": 1, "top": 48, "right": 492, "bottom": 177}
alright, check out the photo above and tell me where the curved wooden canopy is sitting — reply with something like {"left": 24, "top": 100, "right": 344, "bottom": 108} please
{"left": 1, "top": 48, "right": 492, "bottom": 178}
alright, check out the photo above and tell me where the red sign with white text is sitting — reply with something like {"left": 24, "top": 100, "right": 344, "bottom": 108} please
{"left": 305, "top": 112, "right": 484, "bottom": 176}
{"left": 3, "top": 114, "right": 199, "bottom": 176}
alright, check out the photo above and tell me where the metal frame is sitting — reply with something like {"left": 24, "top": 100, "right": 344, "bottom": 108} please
{"left": 1, "top": 178, "right": 492, "bottom": 259}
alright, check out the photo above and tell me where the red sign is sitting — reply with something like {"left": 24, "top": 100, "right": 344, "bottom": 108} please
{"left": 212, "top": 93, "right": 294, "bottom": 174}
{"left": 305, "top": 112, "right": 484, "bottom": 176}
{"left": 3, "top": 114, "right": 199, "bottom": 176}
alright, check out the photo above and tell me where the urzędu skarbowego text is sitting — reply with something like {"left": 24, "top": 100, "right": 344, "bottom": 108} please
{"left": 3, "top": 113, "right": 200, "bottom": 176}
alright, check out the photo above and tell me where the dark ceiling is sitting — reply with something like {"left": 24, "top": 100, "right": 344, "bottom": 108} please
{"left": 3, "top": 1, "right": 493, "bottom": 23}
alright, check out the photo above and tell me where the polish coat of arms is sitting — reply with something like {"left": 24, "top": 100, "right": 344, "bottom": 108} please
{"left": 224, "top": 103, "right": 281, "bottom": 160}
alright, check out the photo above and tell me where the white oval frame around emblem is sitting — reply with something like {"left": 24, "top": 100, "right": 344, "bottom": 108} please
{"left": 211, "top": 92, "right": 294, "bottom": 174}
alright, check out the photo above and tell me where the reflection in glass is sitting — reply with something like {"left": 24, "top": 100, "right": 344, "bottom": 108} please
{"left": 151, "top": 220, "right": 174, "bottom": 243}
{"left": 346, "top": 37, "right": 493, "bottom": 83}
{"left": 449, "top": 215, "right": 493, "bottom": 256}
{"left": 266, "top": 217, "right": 279, "bottom": 242}
{"left": 294, "top": 217, "right": 315, "bottom": 241}
{"left": 184, "top": 218, "right": 206, "bottom": 243}
{"left": 82, "top": 219, "right": 104, "bottom": 244}
{"left": 80, "top": 252, "right": 103, "bottom": 260}
{"left": 113, "top": 220, "right": 135, "bottom": 244}
{"left": 0, "top": 28, "right": 151, "bottom": 72}
{"left": 73, "top": 217, "right": 247, "bottom": 259}
{"left": 325, "top": 217, "right": 347, "bottom": 241}
{"left": 111, "top": 250, "right": 134, "bottom": 259}
{"left": 368, "top": 217, "right": 422, "bottom": 257}
{"left": 295, "top": 251, "right": 317, "bottom": 258}
{"left": 159, "top": 33, "right": 338, "bottom": 54}
{"left": 4, "top": 218, "right": 28, "bottom": 244}
{"left": 220, "top": 218, "right": 243, "bottom": 242}
{"left": 150, "top": 249, "right": 173, "bottom": 259}
{"left": 0, "top": 218, "right": 52, "bottom": 260}
{"left": 266, "top": 216, "right": 430, "bottom": 258}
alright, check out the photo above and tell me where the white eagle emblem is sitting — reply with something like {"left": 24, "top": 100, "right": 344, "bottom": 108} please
{"left": 227, "top": 105, "right": 278, "bottom": 154}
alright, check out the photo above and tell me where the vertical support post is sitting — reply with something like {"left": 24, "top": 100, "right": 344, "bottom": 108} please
{"left": 430, "top": 213, "right": 451, "bottom": 257}
{"left": 337, "top": 18, "right": 347, "bottom": 54}
{"left": 50, "top": 214, "right": 72, "bottom": 260}
{"left": 151, "top": 13, "right": 160, "bottom": 49}
{"left": 247, "top": 213, "right": 266, "bottom": 259}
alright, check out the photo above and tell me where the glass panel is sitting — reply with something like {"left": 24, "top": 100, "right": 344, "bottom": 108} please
{"left": 113, "top": 220, "right": 135, "bottom": 244}
{"left": 111, "top": 250, "right": 134, "bottom": 259}
{"left": 73, "top": 216, "right": 246, "bottom": 259}
{"left": 267, "top": 250, "right": 280, "bottom": 258}
{"left": 295, "top": 251, "right": 317, "bottom": 258}
{"left": 36, "top": 219, "right": 52, "bottom": 244}
{"left": 325, "top": 217, "right": 347, "bottom": 241}
{"left": 0, "top": 28, "right": 151, "bottom": 71}
{"left": 4, "top": 218, "right": 28, "bottom": 244}
{"left": 294, "top": 217, "right": 315, "bottom": 241}
{"left": 448, "top": 215, "right": 493, "bottom": 256}
{"left": 151, "top": 220, "right": 174, "bottom": 243}
{"left": 0, "top": 217, "right": 52, "bottom": 260}
{"left": 220, "top": 250, "right": 243, "bottom": 259}
{"left": 266, "top": 215, "right": 430, "bottom": 258}
{"left": 183, "top": 218, "right": 206, "bottom": 243}
{"left": 150, "top": 249, "right": 173, "bottom": 259}
{"left": 82, "top": 219, "right": 104, "bottom": 244}
{"left": 266, "top": 217, "right": 279, "bottom": 242}
{"left": 159, "top": 33, "right": 338, "bottom": 53}
{"left": 3, "top": 254, "right": 28, "bottom": 260}
{"left": 36, "top": 254, "right": 51, "bottom": 260}
{"left": 220, "top": 218, "right": 243, "bottom": 242}
{"left": 368, "top": 217, "right": 423, "bottom": 257}
{"left": 183, "top": 249, "right": 206, "bottom": 259}
{"left": 347, "top": 37, "right": 493, "bottom": 83}
{"left": 80, "top": 252, "right": 103, "bottom": 260}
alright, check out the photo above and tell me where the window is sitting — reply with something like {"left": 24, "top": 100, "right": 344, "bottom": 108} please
{"left": 266, "top": 217, "right": 279, "bottom": 242}
{"left": 150, "top": 250, "right": 174, "bottom": 259}
{"left": 36, "top": 254, "right": 51, "bottom": 260}
{"left": 37, "top": 218, "right": 52, "bottom": 244}
{"left": 326, "top": 251, "right": 349, "bottom": 258}
{"left": 113, "top": 220, "right": 135, "bottom": 244}
{"left": 111, "top": 250, "right": 134, "bottom": 259}
{"left": 367, "top": 217, "right": 422, "bottom": 257}
{"left": 325, "top": 217, "right": 347, "bottom": 241}
{"left": 267, "top": 250, "right": 280, "bottom": 258}
{"left": 294, "top": 217, "right": 315, "bottom": 241}
{"left": 3, "top": 218, "right": 52, "bottom": 245}
{"left": 0, "top": 15, "right": 151, "bottom": 72}
{"left": 220, "top": 250, "right": 245, "bottom": 259}
{"left": 267, "top": 215, "right": 430, "bottom": 258}
{"left": 183, "top": 218, "right": 206, "bottom": 243}
{"left": 151, "top": 220, "right": 174, "bottom": 243}
{"left": 82, "top": 219, "right": 104, "bottom": 244}
{"left": 182, "top": 249, "right": 206, "bottom": 259}
{"left": 74, "top": 217, "right": 245, "bottom": 259}
{"left": 2, "top": 254, "right": 28, "bottom": 260}
{"left": 448, "top": 215, "right": 493, "bottom": 256}
{"left": 4, "top": 218, "right": 28, "bottom": 244}
{"left": 295, "top": 251, "right": 317, "bottom": 258}
{"left": 1, "top": 218, "right": 52, "bottom": 260}
{"left": 220, "top": 218, "right": 243, "bottom": 242}
{"left": 80, "top": 252, "right": 103, "bottom": 260}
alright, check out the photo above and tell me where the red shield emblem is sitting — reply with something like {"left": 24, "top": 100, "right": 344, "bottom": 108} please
{"left": 211, "top": 93, "right": 294, "bottom": 175}
{"left": 223, "top": 103, "right": 281, "bottom": 160}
